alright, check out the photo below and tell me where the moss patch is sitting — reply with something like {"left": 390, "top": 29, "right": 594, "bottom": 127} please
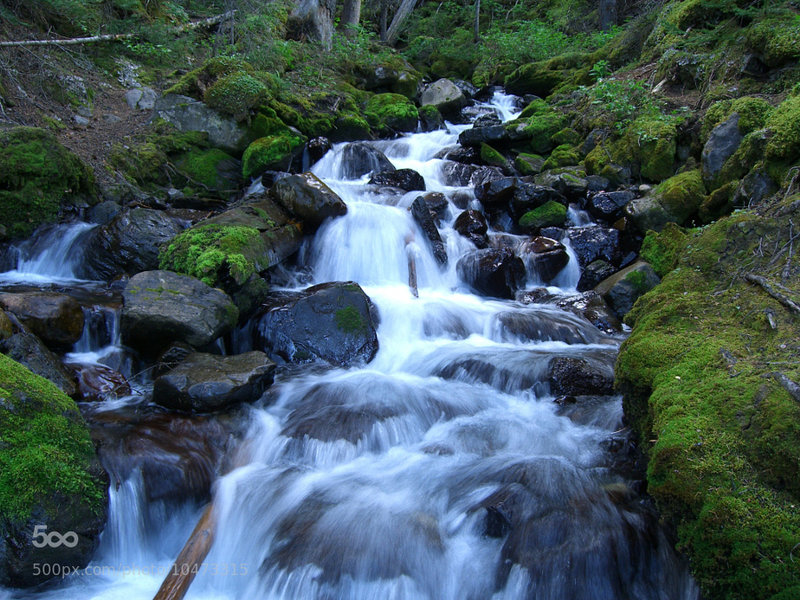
{"left": 204, "top": 71, "right": 272, "bottom": 122}
{"left": 702, "top": 97, "right": 773, "bottom": 143}
{"left": 617, "top": 206, "right": 800, "bottom": 599}
{"left": 335, "top": 305, "right": 367, "bottom": 334}
{"left": 765, "top": 94, "right": 800, "bottom": 163}
{"left": 653, "top": 169, "right": 707, "bottom": 224}
{"left": 0, "top": 354, "right": 104, "bottom": 521}
{"left": 480, "top": 143, "right": 507, "bottom": 168}
{"left": 505, "top": 101, "right": 566, "bottom": 155}
{"left": 241, "top": 133, "right": 306, "bottom": 179}
{"left": 159, "top": 224, "right": 268, "bottom": 289}
{"left": 519, "top": 200, "right": 567, "bottom": 229}
{"left": 364, "top": 93, "right": 419, "bottom": 135}
{"left": 639, "top": 223, "right": 690, "bottom": 278}
{"left": 0, "top": 127, "right": 96, "bottom": 239}
{"left": 542, "top": 144, "right": 581, "bottom": 171}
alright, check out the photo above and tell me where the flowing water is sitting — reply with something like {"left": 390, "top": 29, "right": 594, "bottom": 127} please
{"left": 2, "top": 93, "right": 699, "bottom": 600}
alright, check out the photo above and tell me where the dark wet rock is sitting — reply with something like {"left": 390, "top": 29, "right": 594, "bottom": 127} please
{"left": 257, "top": 282, "right": 379, "bottom": 367}
{"left": 90, "top": 407, "right": 243, "bottom": 503}
{"left": 420, "top": 78, "right": 468, "bottom": 119}
{"left": 306, "top": 137, "right": 332, "bottom": 166}
{"left": 440, "top": 161, "right": 496, "bottom": 187}
{"left": 410, "top": 197, "right": 447, "bottom": 265}
{"left": 474, "top": 176, "right": 520, "bottom": 206}
{"left": 434, "top": 145, "right": 479, "bottom": 164}
{"left": 457, "top": 248, "right": 525, "bottom": 299}
{"left": 585, "top": 175, "right": 612, "bottom": 192}
{"left": 536, "top": 170, "right": 589, "bottom": 200}
{"left": 732, "top": 168, "right": 778, "bottom": 208}
{"left": 578, "top": 259, "right": 617, "bottom": 292}
{"left": 153, "top": 341, "right": 195, "bottom": 377}
{"left": 418, "top": 192, "right": 449, "bottom": 222}
{"left": 595, "top": 261, "right": 660, "bottom": 319}
{"left": 474, "top": 113, "right": 502, "bottom": 128}
{"left": 565, "top": 226, "right": 621, "bottom": 267}
{"left": 588, "top": 191, "right": 636, "bottom": 220}
{"left": 78, "top": 208, "right": 185, "bottom": 281}
{"left": 495, "top": 309, "right": 603, "bottom": 345}
{"left": 121, "top": 270, "right": 238, "bottom": 356}
{"left": 0, "top": 292, "right": 84, "bottom": 348}
{"left": 547, "top": 355, "right": 615, "bottom": 396}
{"left": 369, "top": 168, "right": 426, "bottom": 192}
{"left": 87, "top": 200, "right": 122, "bottom": 225}
{"left": 270, "top": 172, "right": 348, "bottom": 229}
{"left": 153, "top": 351, "right": 276, "bottom": 412}
{"left": 282, "top": 399, "right": 401, "bottom": 443}
{"left": 454, "top": 210, "right": 489, "bottom": 248}
{"left": 458, "top": 124, "right": 508, "bottom": 147}
{"left": 508, "top": 184, "right": 567, "bottom": 221}
{"left": 518, "top": 236, "right": 569, "bottom": 283}
{"left": 702, "top": 113, "right": 743, "bottom": 187}
{"left": 70, "top": 363, "right": 131, "bottom": 402}
{"left": 419, "top": 105, "right": 444, "bottom": 132}
{"left": 340, "top": 143, "right": 395, "bottom": 179}
{"left": 454, "top": 79, "right": 478, "bottom": 99}
{"left": 153, "top": 94, "right": 249, "bottom": 153}
{"left": 0, "top": 329, "right": 78, "bottom": 397}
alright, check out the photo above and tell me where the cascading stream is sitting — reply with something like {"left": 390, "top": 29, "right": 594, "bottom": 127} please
{"left": 3, "top": 92, "right": 698, "bottom": 600}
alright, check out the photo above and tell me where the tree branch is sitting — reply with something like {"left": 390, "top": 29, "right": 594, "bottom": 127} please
{"left": 744, "top": 273, "right": 800, "bottom": 315}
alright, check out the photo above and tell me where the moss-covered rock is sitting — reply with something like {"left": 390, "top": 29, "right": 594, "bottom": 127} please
{"left": 639, "top": 223, "right": 689, "bottom": 278}
{"left": 653, "top": 169, "right": 707, "bottom": 223}
{"left": 746, "top": 13, "right": 800, "bottom": 68}
{"left": 542, "top": 144, "right": 581, "bottom": 170}
{"left": 616, "top": 205, "right": 800, "bottom": 599}
{"left": 702, "top": 97, "right": 773, "bottom": 143}
{"left": 364, "top": 93, "right": 419, "bottom": 135}
{"left": 241, "top": 132, "right": 306, "bottom": 179}
{"left": 165, "top": 56, "right": 256, "bottom": 99}
{"left": 0, "top": 353, "right": 107, "bottom": 586}
{"left": 550, "top": 127, "right": 582, "bottom": 147}
{"left": 504, "top": 61, "right": 566, "bottom": 97}
{"left": 0, "top": 127, "right": 96, "bottom": 239}
{"left": 480, "top": 143, "right": 507, "bottom": 168}
{"left": 519, "top": 200, "right": 567, "bottom": 230}
{"left": 204, "top": 71, "right": 272, "bottom": 122}
{"left": 765, "top": 94, "right": 800, "bottom": 162}
{"left": 504, "top": 101, "right": 566, "bottom": 155}
{"left": 621, "top": 116, "right": 678, "bottom": 182}
{"left": 699, "top": 180, "right": 737, "bottom": 223}
{"left": 514, "top": 153, "right": 545, "bottom": 175}
{"left": 176, "top": 148, "right": 241, "bottom": 193}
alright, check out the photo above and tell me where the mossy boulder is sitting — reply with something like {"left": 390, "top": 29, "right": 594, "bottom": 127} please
{"left": 204, "top": 71, "right": 272, "bottom": 122}
{"left": 514, "top": 153, "right": 545, "bottom": 175}
{"left": 0, "top": 353, "right": 107, "bottom": 587}
{"left": 176, "top": 148, "right": 241, "bottom": 194}
{"left": 480, "top": 143, "right": 507, "bottom": 168}
{"left": 519, "top": 200, "right": 567, "bottom": 230}
{"left": 165, "top": 56, "right": 257, "bottom": 99}
{"left": 159, "top": 196, "right": 303, "bottom": 295}
{"left": 504, "top": 62, "right": 566, "bottom": 97}
{"left": 0, "top": 127, "right": 96, "bottom": 239}
{"left": 542, "top": 144, "right": 581, "bottom": 171}
{"left": 626, "top": 170, "right": 706, "bottom": 232}
{"left": 639, "top": 223, "right": 690, "bottom": 277}
{"left": 504, "top": 101, "right": 566, "bottom": 155}
{"left": 364, "top": 93, "right": 419, "bottom": 136}
{"left": 616, "top": 206, "right": 800, "bottom": 599}
{"left": 622, "top": 117, "right": 678, "bottom": 182}
{"left": 241, "top": 132, "right": 306, "bottom": 179}
{"left": 765, "top": 94, "right": 800, "bottom": 163}
{"left": 702, "top": 97, "right": 773, "bottom": 143}
{"left": 746, "top": 13, "right": 800, "bottom": 68}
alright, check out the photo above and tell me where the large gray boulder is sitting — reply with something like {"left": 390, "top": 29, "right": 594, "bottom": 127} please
{"left": 153, "top": 94, "right": 249, "bottom": 153}
{"left": 702, "top": 113, "right": 743, "bottom": 187}
{"left": 269, "top": 173, "right": 348, "bottom": 230}
{"left": 78, "top": 208, "right": 185, "bottom": 281}
{"left": 420, "top": 79, "right": 468, "bottom": 119}
{"left": 340, "top": 143, "right": 395, "bottom": 179}
{"left": 258, "top": 282, "right": 379, "bottom": 367}
{"left": 153, "top": 351, "right": 276, "bottom": 412}
{"left": 594, "top": 261, "right": 660, "bottom": 319}
{"left": 121, "top": 270, "right": 238, "bottom": 355}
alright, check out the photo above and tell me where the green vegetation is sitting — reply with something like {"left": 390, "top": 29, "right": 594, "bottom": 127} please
{"left": 702, "top": 97, "right": 773, "bottom": 142}
{"left": 203, "top": 71, "right": 272, "bottom": 121}
{"left": 0, "top": 127, "right": 96, "bottom": 239}
{"left": 480, "top": 143, "right": 507, "bottom": 168}
{"left": 0, "top": 353, "right": 105, "bottom": 521}
{"left": 639, "top": 223, "right": 690, "bottom": 278}
{"left": 334, "top": 305, "right": 367, "bottom": 334}
{"left": 363, "top": 93, "right": 418, "bottom": 135}
{"left": 542, "top": 144, "right": 581, "bottom": 170}
{"left": 241, "top": 133, "right": 305, "bottom": 179}
{"left": 617, "top": 205, "right": 800, "bottom": 599}
{"left": 519, "top": 200, "right": 567, "bottom": 229}
{"left": 159, "top": 223, "right": 267, "bottom": 288}
{"left": 652, "top": 169, "right": 707, "bottom": 224}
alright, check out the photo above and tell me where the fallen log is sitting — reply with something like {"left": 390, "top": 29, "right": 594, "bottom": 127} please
{"left": 153, "top": 503, "right": 216, "bottom": 600}
{"left": 0, "top": 11, "right": 235, "bottom": 48}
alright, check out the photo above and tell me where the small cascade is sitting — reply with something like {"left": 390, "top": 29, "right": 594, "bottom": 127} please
{"left": 0, "top": 222, "right": 96, "bottom": 284}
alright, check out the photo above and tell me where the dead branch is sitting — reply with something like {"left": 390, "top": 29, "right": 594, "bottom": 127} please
{"left": 744, "top": 273, "right": 800, "bottom": 315}
{"left": 769, "top": 372, "right": 800, "bottom": 403}
{"left": 0, "top": 11, "right": 235, "bottom": 48}
{"left": 783, "top": 219, "right": 795, "bottom": 282}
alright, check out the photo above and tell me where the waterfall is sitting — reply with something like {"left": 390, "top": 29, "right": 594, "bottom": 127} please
{"left": 3, "top": 92, "right": 698, "bottom": 600}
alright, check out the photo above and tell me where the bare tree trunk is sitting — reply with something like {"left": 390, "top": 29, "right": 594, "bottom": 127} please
{"left": 597, "top": 0, "right": 617, "bottom": 30}
{"left": 384, "top": 0, "right": 416, "bottom": 45}
{"left": 339, "top": 0, "right": 362, "bottom": 34}
{"left": 473, "top": 0, "right": 480, "bottom": 42}
{"left": 379, "top": 0, "right": 389, "bottom": 41}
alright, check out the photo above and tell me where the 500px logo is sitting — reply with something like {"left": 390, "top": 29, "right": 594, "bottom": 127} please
{"left": 31, "top": 525, "right": 79, "bottom": 549}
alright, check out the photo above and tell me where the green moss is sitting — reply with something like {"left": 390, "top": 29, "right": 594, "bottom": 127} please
{"left": 241, "top": 133, "right": 306, "bottom": 179}
{"left": 204, "top": 72, "right": 271, "bottom": 122}
{"left": 480, "top": 143, "right": 507, "bottom": 168}
{"left": 176, "top": 148, "right": 238, "bottom": 190}
{"left": 159, "top": 224, "right": 267, "bottom": 288}
{"left": 335, "top": 305, "right": 367, "bottom": 333}
{"left": 653, "top": 169, "right": 707, "bottom": 224}
{"left": 0, "top": 127, "right": 96, "bottom": 239}
{"left": 519, "top": 200, "right": 567, "bottom": 229}
{"left": 699, "top": 180, "right": 737, "bottom": 223}
{"left": 746, "top": 13, "right": 800, "bottom": 68}
{"left": 624, "top": 116, "right": 678, "bottom": 182}
{"left": 364, "top": 93, "right": 419, "bottom": 135}
{"left": 639, "top": 223, "right": 689, "bottom": 277}
{"left": 542, "top": 144, "right": 581, "bottom": 170}
{"left": 418, "top": 104, "right": 441, "bottom": 124}
{"left": 0, "top": 354, "right": 104, "bottom": 521}
{"left": 514, "top": 153, "right": 544, "bottom": 175}
{"left": 166, "top": 56, "right": 256, "bottom": 99}
{"left": 505, "top": 103, "right": 566, "bottom": 155}
{"left": 617, "top": 207, "right": 800, "bottom": 598}
{"left": 702, "top": 97, "right": 774, "bottom": 142}
{"left": 765, "top": 94, "right": 800, "bottom": 162}
{"left": 504, "top": 62, "right": 566, "bottom": 97}
{"left": 550, "top": 127, "right": 582, "bottom": 147}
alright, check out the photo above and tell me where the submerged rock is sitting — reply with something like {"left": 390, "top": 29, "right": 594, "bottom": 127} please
{"left": 258, "top": 281, "right": 379, "bottom": 367}
{"left": 121, "top": 270, "right": 238, "bottom": 355}
{"left": 153, "top": 351, "right": 276, "bottom": 412}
